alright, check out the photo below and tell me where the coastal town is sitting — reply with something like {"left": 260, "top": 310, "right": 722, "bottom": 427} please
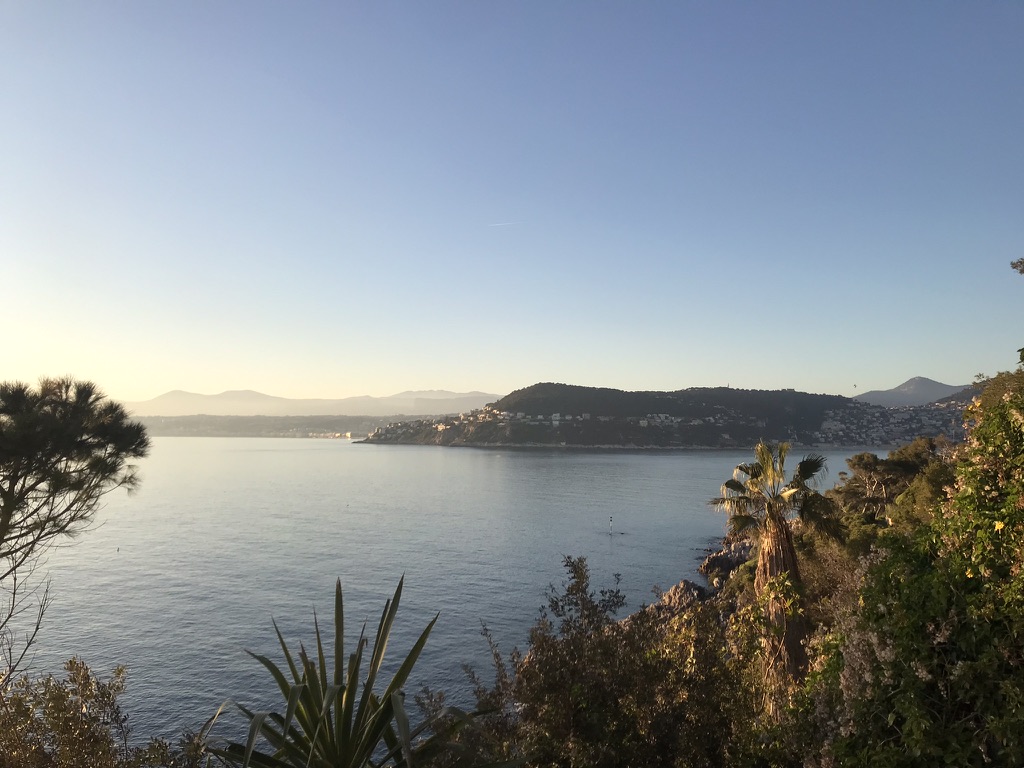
{"left": 363, "top": 394, "right": 968, "bottom": 449}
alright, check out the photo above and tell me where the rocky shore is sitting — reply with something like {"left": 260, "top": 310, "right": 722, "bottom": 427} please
{"left": 699, "top": 538, "right": 754, "bottom": 584}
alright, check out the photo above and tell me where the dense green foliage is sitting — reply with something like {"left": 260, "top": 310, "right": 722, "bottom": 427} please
{"left": 516, "top": 559, "right": 743, "bottom": 767}
{"left": 443, "top": 557, "right": 754, "bottom": 768}
{"left": 827, "top": 437, "right": 954, "bottom": 549}
{"left": 817, "top": 370, "right": 1024, "bottom": 766}
{"left": 0, "top": 658, "right": 202, "bottom": 768}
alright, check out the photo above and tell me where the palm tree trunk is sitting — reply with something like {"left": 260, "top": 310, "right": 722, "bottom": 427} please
{"left": 754, "top": 517, "right": 809, "bottom": 713}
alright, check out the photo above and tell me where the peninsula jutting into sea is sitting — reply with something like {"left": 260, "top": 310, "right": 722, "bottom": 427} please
{"left": 362, "top": 381, "right": 971, "bottom": 449}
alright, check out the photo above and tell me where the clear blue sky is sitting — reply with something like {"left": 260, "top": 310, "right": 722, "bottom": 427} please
{"left": 3, "top": 3, "right": 1022, "bottom": 401}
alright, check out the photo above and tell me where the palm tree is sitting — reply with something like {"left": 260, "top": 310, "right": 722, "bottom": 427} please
{"left": 710, "top": 442, "right": 839, "bottom": 698}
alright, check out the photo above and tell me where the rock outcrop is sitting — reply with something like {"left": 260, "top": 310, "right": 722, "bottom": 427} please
{"left": 699, "top": 539, "right": 754, "bottom": 582}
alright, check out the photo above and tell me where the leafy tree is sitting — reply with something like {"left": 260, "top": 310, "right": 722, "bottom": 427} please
{"left": 0, "top": 657, "right": 202, "bottom": 767}
{"left": 828, "top": 437, "right": 953, "bottom": 547}
{"left": 457, "top": 557, "right": 745, "bottom": 768}
{"left": 0, "top": 378, "right": 149, "bottom": 685}
{"left": 512, "top": 557, "right": 636, "bottom": 767}
{"left": 885, "top": 447, "right": 955, "bottom": 532}
{"left": 710, "top": 442, "right": 839, "bottom": 708}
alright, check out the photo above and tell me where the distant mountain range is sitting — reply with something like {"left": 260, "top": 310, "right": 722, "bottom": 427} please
{"left": 853, "top": 377, "right": 971, "bottom": 408}
{"left": 123, "top": 389, "right": 500, "bottom": 417}
{"left": 123, "top": 377, "right": 972, "bottom": 420}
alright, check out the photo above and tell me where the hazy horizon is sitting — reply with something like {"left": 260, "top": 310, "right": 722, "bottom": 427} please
{"left": 122, "top": 373, "right": 969, "bottom": 408}
{"left": 5, "top": 4, "right": 1022, "bottom": 401}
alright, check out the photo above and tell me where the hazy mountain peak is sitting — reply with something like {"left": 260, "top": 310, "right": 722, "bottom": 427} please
{"left": 214, "top": 390, "right": 286, "bottom": 400}
{"left": 389, "top": 389, "right": 492, "bottom": 399}
{"left": 896, "top": 376, "right": 939, "bottom": 389}
{"left": 123, "top": 389, "right": 500, "bottom": 417}
{"left": 855, "top": 377, "right": 969, "bottom": 408}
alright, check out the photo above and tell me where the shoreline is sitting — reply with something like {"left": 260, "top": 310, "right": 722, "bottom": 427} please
{"left": 356, "top": 440, "right": 893, "bottom": 453}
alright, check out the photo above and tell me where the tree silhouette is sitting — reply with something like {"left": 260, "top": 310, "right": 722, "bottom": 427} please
{"left": 1, "top": 378, "right": 149, "bottom": 685}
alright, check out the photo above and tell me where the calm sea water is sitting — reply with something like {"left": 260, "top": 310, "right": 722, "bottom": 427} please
{"left": 30, "top": 438, "right": 862, "bottom": 741}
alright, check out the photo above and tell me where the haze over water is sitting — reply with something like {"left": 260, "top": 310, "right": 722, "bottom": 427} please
{"left": 34, "top": 438, "right": 864, "bottom": 740}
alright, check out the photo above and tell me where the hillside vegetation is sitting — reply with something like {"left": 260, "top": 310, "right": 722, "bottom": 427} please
{"left": 494, "top": 382, "right": 846, "bottom": 424}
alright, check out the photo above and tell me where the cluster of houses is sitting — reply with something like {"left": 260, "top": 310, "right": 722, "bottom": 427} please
{"left": 814, "top": 398, "right": 965, "bottom": 445}
{"left": 368, "top": 397, "right": 967, "bottom": 448}
{"left": 369, "top": 404, "right": 723, "bottom": 439}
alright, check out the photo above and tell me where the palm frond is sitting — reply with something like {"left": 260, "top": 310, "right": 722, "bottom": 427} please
{"left": 727, "top": 513, "right": 761, "bottom": 536}
{"left": 721, "top": 478, "right": 748, "bottom": 496}
{"left": 797, "top": 494, "right": 845, "bottom": 542}
{"left": 793, "top": 454, "right": 828, "bottom": 486}
{"left": 775, "top": 441, "right": 789, "bottom": 468}
{"left": 709, "top": 494, "right": 758, "bottom": 518}
{"left": 754, "top": 442, "right": 780, "bottom": 472}
{"left": 734, "top": 462, "right": 762, "bottom": 482}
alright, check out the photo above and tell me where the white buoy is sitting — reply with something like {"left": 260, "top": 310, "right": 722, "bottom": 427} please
{"left": 609, "top": 516, "right": 613, "bottom": 535}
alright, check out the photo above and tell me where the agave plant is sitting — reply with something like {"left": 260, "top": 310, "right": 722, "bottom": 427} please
{"left": 210, "top": 577, "right": 469, "bottom": 768}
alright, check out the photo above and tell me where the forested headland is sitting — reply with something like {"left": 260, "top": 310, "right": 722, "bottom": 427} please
{"left": 365, "top": 382, "right": 968, "bottom": 449}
